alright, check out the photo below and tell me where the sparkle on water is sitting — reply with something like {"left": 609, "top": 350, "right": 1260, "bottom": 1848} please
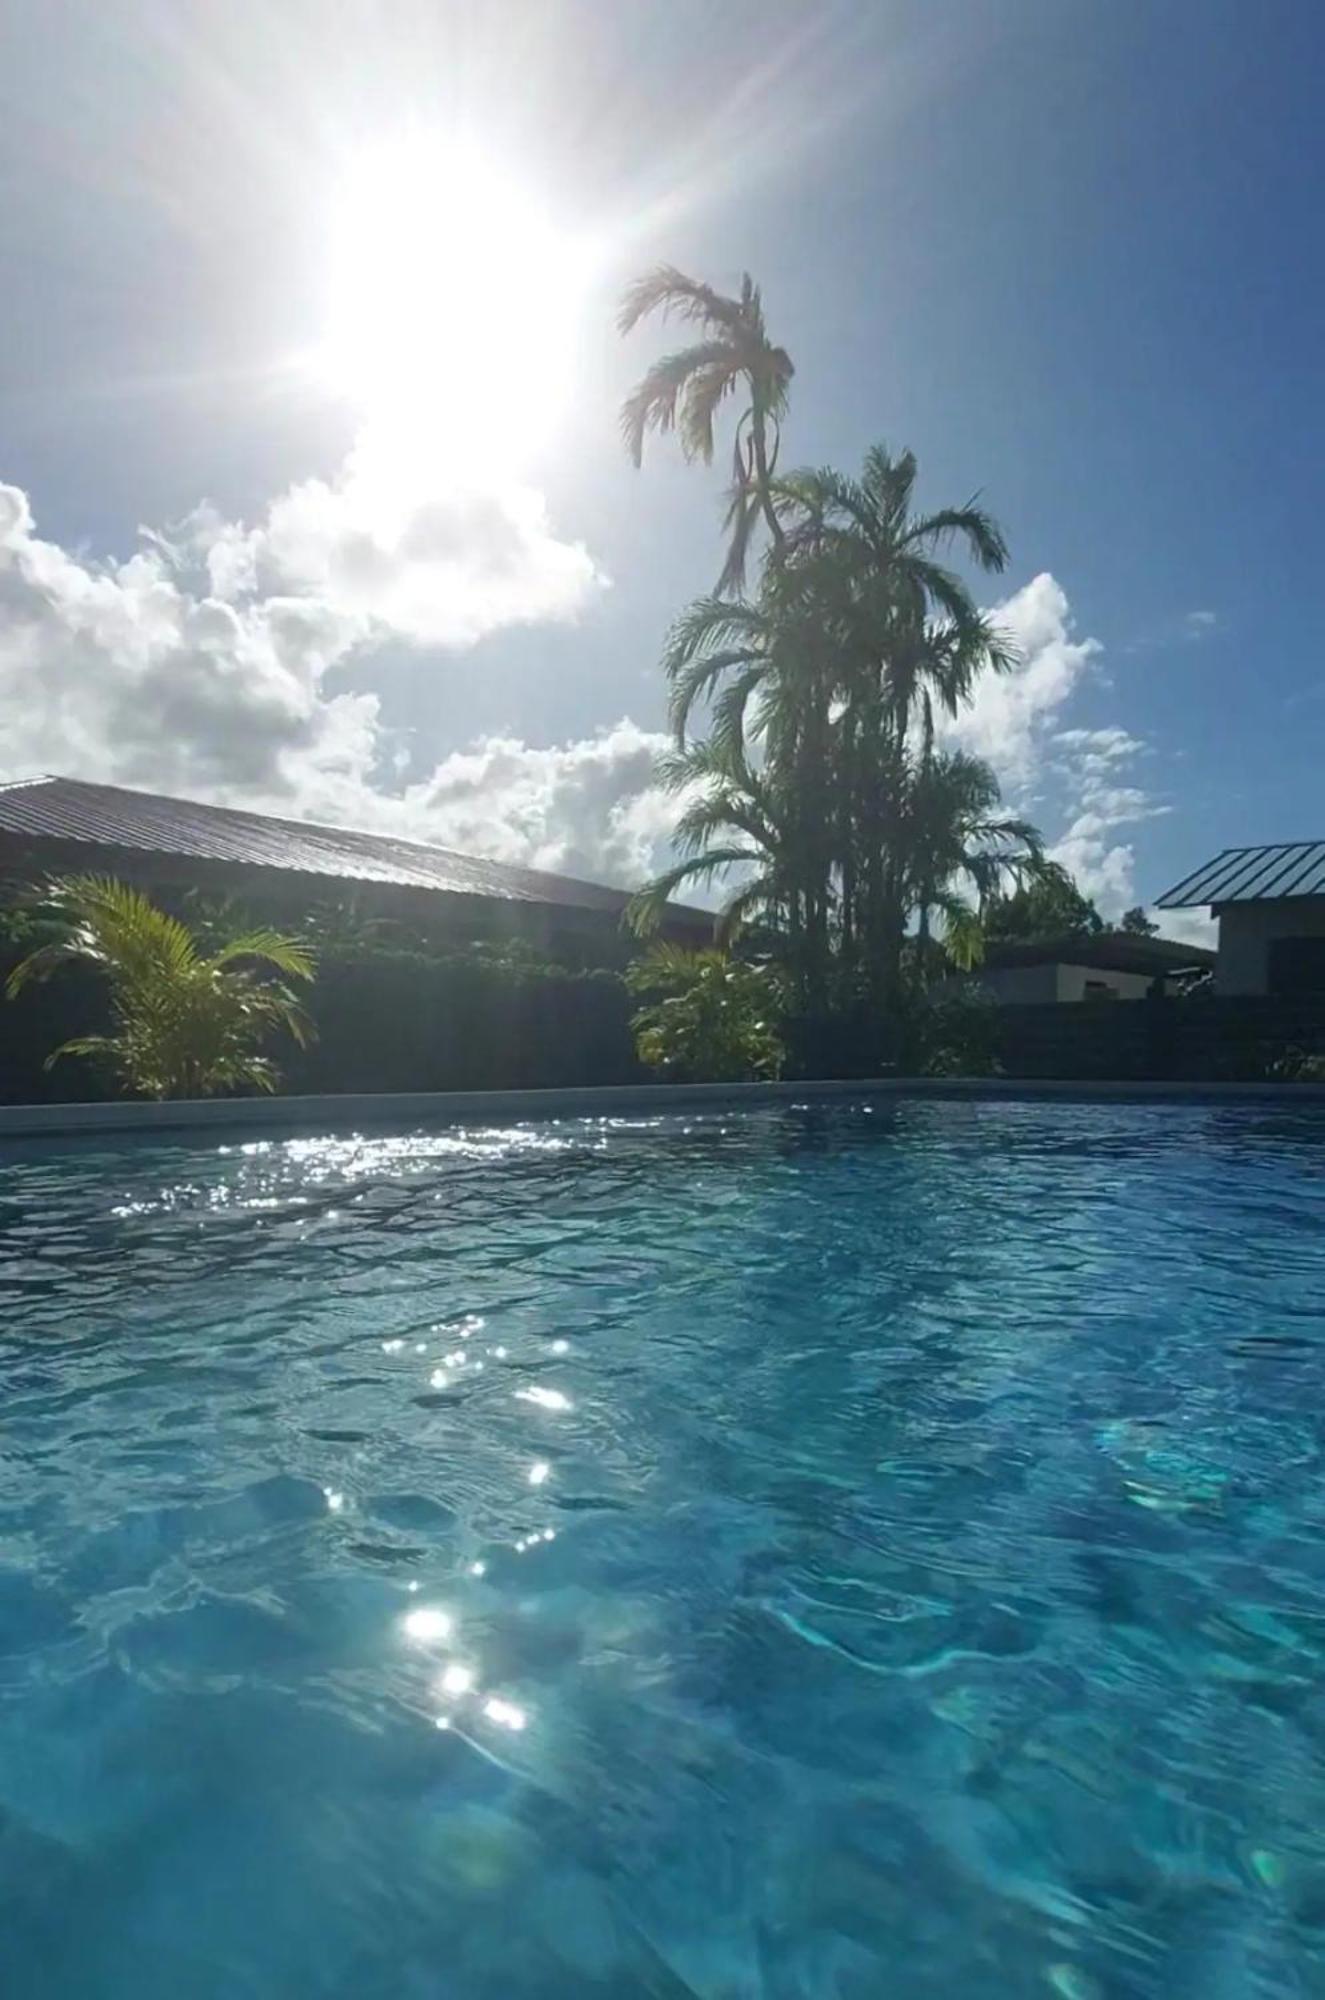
{"left": 4, "top": 1099, "right": 1325, "bottom": 1995}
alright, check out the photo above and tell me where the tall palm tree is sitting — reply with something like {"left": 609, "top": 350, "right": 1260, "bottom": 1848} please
{"left": 6, "top": 876, "right": 315, "bottom": 1098}
{"left": 618, "top": 266, "right": 794, "bottom": 593}
{"left": 775, "top": 445, "right": 1017, "bottom": 1006}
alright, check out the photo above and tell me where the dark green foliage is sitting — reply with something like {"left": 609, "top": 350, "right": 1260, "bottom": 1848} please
{"left": 626, "top": 945, "right": 785, "bottom": 1082}
{"left": 984, "top": 862, "right": 1104, "bottom": 942}
{"left": 1120, "top": 906, "right": 1159, "bottom": 936}
{"left": 902, "top": 992, "right": 1003, "bottom": 1077}
{"left": 5, "top": 876, "right": 313, "bottom": 1099}
{"left": 0, "top": 927, "right": 640, "bottom": 1103}
{"left": 626, "top": 433, "right": 1042, "bottom": 1013}
{"left": 284, "top": 948, "right": 638, "bottom": 1096}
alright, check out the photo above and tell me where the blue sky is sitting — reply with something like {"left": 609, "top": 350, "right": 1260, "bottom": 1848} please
{"left": 1, "top": 0, "right": 1320, "bottom": 934}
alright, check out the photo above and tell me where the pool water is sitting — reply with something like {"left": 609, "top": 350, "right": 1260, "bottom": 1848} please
{"left": 4, "top": 1098, "right": 1325, "bottom": 1997}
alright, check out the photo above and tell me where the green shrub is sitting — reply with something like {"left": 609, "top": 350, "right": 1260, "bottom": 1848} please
{"left": 903, "top": 991, "right": 1002, "bottom": 1077}
{"left": 626, "top": 946, "right": 786, "bottom": 1082}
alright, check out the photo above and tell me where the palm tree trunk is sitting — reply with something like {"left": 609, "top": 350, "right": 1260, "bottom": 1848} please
{"left": 750, "top": 396, "right": 786, "bottom": 559}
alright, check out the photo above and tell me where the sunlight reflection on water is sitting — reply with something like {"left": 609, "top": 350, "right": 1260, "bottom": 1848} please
{"left": 6, "top": 1098, "right": 1325, "bottom": 1995}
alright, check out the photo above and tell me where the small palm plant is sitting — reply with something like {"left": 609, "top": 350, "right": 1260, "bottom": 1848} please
{"left": 5, "top": 876, "right": 315, "bottom": 1099}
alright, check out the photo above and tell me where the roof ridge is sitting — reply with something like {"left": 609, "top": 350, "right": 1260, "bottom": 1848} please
{"left": 0, "top": 773, "right": 58, "bottom": 796}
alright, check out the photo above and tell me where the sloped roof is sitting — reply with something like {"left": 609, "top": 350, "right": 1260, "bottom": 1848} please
{"left": 0, "top": 775, "right": 709, "bottom": 926}
{"left": 1156, "top": 843, "right": 1325, "bottom": 908}
{"left": 982, "top": 932, "right": 1214, "bottom": 975}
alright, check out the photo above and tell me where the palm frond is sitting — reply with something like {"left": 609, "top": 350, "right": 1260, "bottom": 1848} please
{"left": 617, "top": 266, "right": 750, "bottom": 338}
{"left": 901, "top": 502, "right": 1009, "bottom": 573}
{"left": 618, "top": 342, "right": 734, "bottom": 465}
{"left": 716, "top": 476, "right": 760, "bottom": 596}
{"left": 210, "top": 930, "right": 317, "bottom": 981}
{"left": 679, "top": 359, "right": 742, "bottom": 462}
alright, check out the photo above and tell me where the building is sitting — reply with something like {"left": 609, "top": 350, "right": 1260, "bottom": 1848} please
{"left": 945, "top": 930, "right": 1214, "bottom": 1004}
{"left": 1157, "top": 843, "right": 1325, "bottom": 995}
{"left": 0, "top": 775, "right": 712, "bottom": 957}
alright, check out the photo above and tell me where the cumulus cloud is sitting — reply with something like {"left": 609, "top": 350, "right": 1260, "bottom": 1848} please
{"left": 188, "top": 429, "right": 601, "bottom": 648}
{"left": 0, "top": 456, "right": 662, "bottom": 881}
{"left": 1045, "top": 755, "right": 1172, "bottom": 919}
{"left": 0, "top": 469, "right": 1187, "bottom": 919}
{"left": 389, "top": 719, "right": 680, "bottom": 885}
{"left": 944, "top": 573, "right": 1182, "bottom": 919}
{"left": 1143, "top": 904, "right": 1218, "bottom": 950}
{"left": 944, "top": 572, "right": 1100, "bottom": 787}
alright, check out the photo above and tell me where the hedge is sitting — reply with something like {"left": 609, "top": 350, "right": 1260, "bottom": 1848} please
{"left": 0, "top": 946, "right": 642, "bottom": 1103}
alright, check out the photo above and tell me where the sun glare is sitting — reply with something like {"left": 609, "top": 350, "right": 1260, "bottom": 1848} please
{"left": 320, "top": 136, "right": 593, "bottom": 480}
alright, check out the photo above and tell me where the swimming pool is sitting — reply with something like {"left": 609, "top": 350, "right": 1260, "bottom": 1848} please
{"left": 3, "top": 1095, "right": 1325, "bottom": 1996}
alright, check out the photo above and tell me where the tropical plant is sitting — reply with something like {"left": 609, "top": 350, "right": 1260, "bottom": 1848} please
{"left": 903, "top": 989, "right": 1003, "bottom": 1077}
{"left": 629, "top": 439, "right": 1035, "bottom": 1015}
{"left": 1120, "top": 905, "right": 1159, "bottom": 936}
{"left": 5, "top": 875, "right": 315, "bottom": 1098}
{"left": 625, "top": 944, "right": 786, "bottom": 1082}
{"left": 984, "top": 862, "right": 1103, "bottom": 942}
{"left": 619, "top": 266, "right": 794, "bottom": 593}
{"left": 773, "top": 446, "right": 1016, "bottom": 1005}
{"left": 902, "top": 749, "right": 1043, "bottom": 971}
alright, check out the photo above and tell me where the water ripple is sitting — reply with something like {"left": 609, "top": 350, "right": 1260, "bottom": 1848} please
{"left": 2, "top": 1099, "right": 1325, "bottom": 1995}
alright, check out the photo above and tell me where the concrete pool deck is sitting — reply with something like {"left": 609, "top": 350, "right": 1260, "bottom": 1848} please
{"left": 3, "top": 1075, "right": 1325, "bottom": 1141}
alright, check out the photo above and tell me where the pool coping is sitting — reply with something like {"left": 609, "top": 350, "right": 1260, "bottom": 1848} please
{"left": 2, "top": 1074, "right": 1325, "bottom": 1139}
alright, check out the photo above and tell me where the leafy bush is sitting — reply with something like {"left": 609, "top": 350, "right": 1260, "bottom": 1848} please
{"left": 1262, "top": 1046, "right": 1325, "bottom": 1083}
{"left": 902, "top": 991, "right": 1002, "bottom": 1077}
{"left": 285, "top": 949, "right": 638, "bottom": 1095}
{"left": 5, "top": 876, "right": 314, "bottom": 1098}
{"left": 626, "top": 946, "right": 786, "bottom": 1082}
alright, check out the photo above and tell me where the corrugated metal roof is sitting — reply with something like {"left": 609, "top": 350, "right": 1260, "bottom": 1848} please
{"left": 1157, "top": 843, "right": 1325, "bottom": 908}
{"left": 0, "top": 775, "right": 709, "bottom": 925}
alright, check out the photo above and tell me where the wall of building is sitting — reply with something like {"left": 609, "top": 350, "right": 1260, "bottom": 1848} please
{"left": 1054, "top": 963, "right": 1158, "bottom": 1002}
{"left": 949, "top": 962, "right": 1061, "bottom": 1004}
{"left": 1216, "top": 897, "right": 1325, "bottom": 994}
{"left": 947, "top": 961, "right": 1162, "bottom": 1004}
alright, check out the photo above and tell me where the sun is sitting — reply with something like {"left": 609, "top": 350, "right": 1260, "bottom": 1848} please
{"left": 319, "top": 135, "right": 593, "bottom": 481}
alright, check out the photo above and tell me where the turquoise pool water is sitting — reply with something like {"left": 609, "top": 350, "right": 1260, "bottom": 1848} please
{"left": 3, "top": 1097, "right": 1325, "bottom": 1996}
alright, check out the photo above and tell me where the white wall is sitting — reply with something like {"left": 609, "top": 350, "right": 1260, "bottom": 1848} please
{"left": 962, "top": 962, "right": 1060, "bottom": 1004}
{"left": 1054, "top": 963, "right": 1157, "bottom": 1001}
{"left": 1216, "top": 897, "right": 1325, "bottom": 994}
{"left": 944, "top": 961, "right": 1161, "bottom": 1004}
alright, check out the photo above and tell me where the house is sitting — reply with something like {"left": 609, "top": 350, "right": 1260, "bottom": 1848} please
{"left": 1157, "top": 843, "right": 1325, "bottom": 995}
{"left": 0, "top": 775, "right": 712, "bottom": 957}
{"left": 946, "top": 930, "right": 1214, "bottom": 1004}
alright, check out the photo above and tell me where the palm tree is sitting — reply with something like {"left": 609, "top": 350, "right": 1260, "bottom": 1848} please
{"left": 618, "top": 266, "right": 793, "bottom": 593}
{"left": 6, "top": 876, "right": 315, "bottom": 1098}
{"left": 775, "top": 446, "right": 1017, "bottom": 1006}
{"left": 778, "top": 446, "right": 1009, "bottom": 643}
{"left": 902, "top": 750, "right": 1043, "bottom": 971}
{"left": 626, "top": 740, "right": 795, "bottom": 949}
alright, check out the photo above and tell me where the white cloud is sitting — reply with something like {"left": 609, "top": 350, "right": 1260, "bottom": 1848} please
{"left": 945, "top": 573, "right": 1188, "bottom": 921}
{"left": 0, "top": 457, "right": 673, "bottom": 887}
{"left": 945, "top": 572, "right": 1100, "bottom": 787}
{"left": 1182, "top": 609, "right": 1218, "bottom": 638}
{"left": 0, "top": 473, "right": 1195, "bottom": 924}
{"left": 389, "top": 719, "right": 680, "bottom": 885}
{"left": 1145, "top": 905, "right": 1218, "bottom": 950}
{"left": 192, "top": 429, "right": 601, "bottom": 649}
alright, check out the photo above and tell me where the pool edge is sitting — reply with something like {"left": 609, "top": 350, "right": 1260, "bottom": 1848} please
{"left": 4, "top": 1074, "right": 1325, "bottom": 1140}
